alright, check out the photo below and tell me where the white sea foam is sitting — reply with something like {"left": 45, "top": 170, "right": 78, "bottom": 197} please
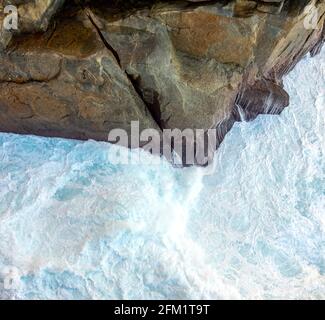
{"left": 0, "top": 50, "right": 324, "bottom": 299}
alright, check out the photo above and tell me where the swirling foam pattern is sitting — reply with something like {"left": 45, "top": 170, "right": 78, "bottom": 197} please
{"left": 0, "top": 50, "right": 324, "bottom": 299}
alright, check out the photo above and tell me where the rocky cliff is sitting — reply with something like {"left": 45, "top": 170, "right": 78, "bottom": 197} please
{"left": 0, "top": 0, "right": 324, "bottom": 164}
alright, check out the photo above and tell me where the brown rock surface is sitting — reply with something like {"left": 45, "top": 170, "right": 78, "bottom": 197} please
{"left": 0, "top": 4, "right": 160, "bottom": 141}
{"left": 0, "top": 0, "right": 324, "bottom": 164}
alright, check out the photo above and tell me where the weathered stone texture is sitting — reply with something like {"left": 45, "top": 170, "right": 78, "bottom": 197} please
{"left": 0, "top": 0, "right": 324, "bottom": 163}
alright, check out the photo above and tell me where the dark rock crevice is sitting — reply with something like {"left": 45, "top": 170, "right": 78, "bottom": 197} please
{"left": 83, "top": 6, "right": 122, "bottom": 67}
{"left": 234, "top": 79, "right": 289, "bottom": 121}
{"left": 81, "top": 3, "right": 165, "bottom": 131}
{"left": 125, "top": 72, "right": 164, "bottom": 131}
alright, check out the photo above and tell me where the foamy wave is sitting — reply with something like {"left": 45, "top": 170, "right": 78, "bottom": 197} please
{"left": 0, "top": 50, "right": 324, "bottom": 299}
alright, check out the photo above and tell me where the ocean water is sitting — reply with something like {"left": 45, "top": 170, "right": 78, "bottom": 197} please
{"left": 0, "top": 50, "right": 324, "bottom": 300}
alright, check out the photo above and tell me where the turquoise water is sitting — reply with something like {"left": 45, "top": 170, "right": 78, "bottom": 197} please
{"left": 0, "top": 50, "right": 324, "bottom": 299}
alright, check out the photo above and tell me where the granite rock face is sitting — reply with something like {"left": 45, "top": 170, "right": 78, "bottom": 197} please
{"left": 0, "top": 1, "right": 160, "bottom": 140}
{"left": 0, "top": 0, "right": 324, "bottom": 163}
